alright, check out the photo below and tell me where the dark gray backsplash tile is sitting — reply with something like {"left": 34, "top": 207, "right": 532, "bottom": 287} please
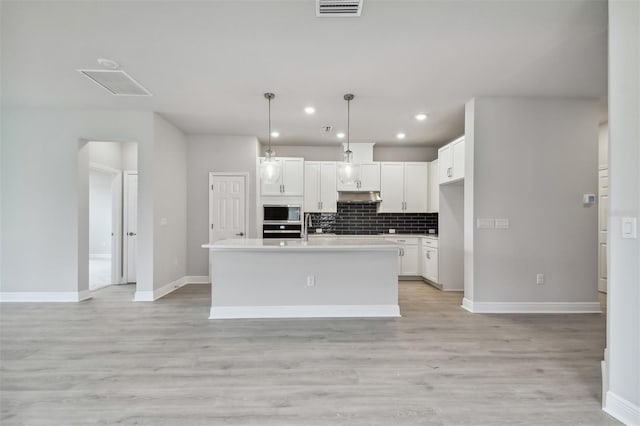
{"left": 307, "top": 202, "right": 438, "bottom": 235}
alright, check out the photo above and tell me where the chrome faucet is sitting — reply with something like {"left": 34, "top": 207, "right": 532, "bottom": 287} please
{"left": 303, "top": 213, "right": 313, "bottom": 241}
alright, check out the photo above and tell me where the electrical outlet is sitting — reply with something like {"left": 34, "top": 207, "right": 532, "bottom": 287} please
{"left": 307, "top": 276, "right": 315, "bottom": 287}
{"left": 536, "top": 274, "right": 545, "bottom": 285}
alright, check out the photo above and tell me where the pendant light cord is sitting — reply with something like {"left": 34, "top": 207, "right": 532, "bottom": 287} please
{"left": 347, "top": 97, "right": 350, "bottom": 151}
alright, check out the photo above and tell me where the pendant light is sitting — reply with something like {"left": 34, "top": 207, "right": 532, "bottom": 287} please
{"left": 260, "top": 92, "right": 281, "bottom": 184}
{"left": 337, "top": 93, "right": 360, "bottom": 185}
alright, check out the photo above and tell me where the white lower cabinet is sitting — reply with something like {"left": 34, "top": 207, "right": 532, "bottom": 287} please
{"left": 385, "top": 237, "right": 420, "bottom": 276}
{"left": 421, "top": 238, "right": 439, "bottom": 284}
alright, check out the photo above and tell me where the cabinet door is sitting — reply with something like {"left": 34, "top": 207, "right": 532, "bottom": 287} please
{"left": 438, "top": 145, "right": 452, "bottom": 184}
{"left": 452, "top": 138, "right": 465, "bottom": 181}
{"left": 358, "top": 163, "right": 381, "bottom": 191}
{"left": 404, "top": 162, "right": 429, "bottom": 213}
{"left": 425, "top": 248, "right": 439, "bottom": 283}
{"left": 304, "top": 162, "right": 321, "bottom": 212}
{"left": 428, "top": 160, "right": 439, "bottom": 213}
{"left": 320, "top": 162, "right": 337, "bottom": 212}
{"left": 379, "top": 162, "right": 405, "bottom": 213}
{"left": 401, "top": 244, "right": 419, "bottom": 275}
{"left": 260, "top": 158, "right": 283, "bottom": 196}
{"left": 282, "top": 158, "right": 304, "bottom": 196}
{"left": 420, "top": 246, "right": 429, "bottom": 278}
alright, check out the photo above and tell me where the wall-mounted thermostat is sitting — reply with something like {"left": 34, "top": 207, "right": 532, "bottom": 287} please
{"left": 583, "top": 194, "right": 596, "bottom": 206}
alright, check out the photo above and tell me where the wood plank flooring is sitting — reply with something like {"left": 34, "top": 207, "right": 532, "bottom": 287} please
{"left": 0, "top": 282, "right": 618, "bottom": 425}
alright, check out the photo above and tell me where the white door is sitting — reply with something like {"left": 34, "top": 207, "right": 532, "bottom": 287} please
{"left": 210, "top": 174, "right": 247, "bottom": 243}
{"left": 320, "top": 162, "right": 337, "bottom": 212}
{"left": 404, "top": 162, "right": 429, "bottom": 213}
{"left": 281, "top": 158, "right": 304, "bottom": 196}
{"left": 452, "top": 138, "right": 465, "bottom": 181}
{"left": 110, "top": 172, "right": 123, "bottom": 284}
{"left": 124, "top": 172, "right": 138, "bottom": 283}
{"left": 379, "top": 162, "right": 404, "bottom": 213}
{"left": 438, "top": 145, "right": 452, "bottom": 184}
{"left": 598, "top": 169, "right": 608, "bottom": 292}
{"left": 428, "top": 160, "right": 439, "bottom": 213}
{"left": 304, "top": 162, "right": 321, "bottom": 212}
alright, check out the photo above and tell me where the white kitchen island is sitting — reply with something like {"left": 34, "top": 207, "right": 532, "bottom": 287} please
{"left": 202, "top": 238, "right": 400, "bottom": 319}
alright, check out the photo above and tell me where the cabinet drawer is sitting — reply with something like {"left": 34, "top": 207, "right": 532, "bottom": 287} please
{"left": 422, "top": 238, "right": 439, "bottom": 248}
{"left": 385, "top": 237, "right": 419, "bottom": 245}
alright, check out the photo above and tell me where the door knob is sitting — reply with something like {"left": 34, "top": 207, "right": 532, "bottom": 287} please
{"left": 128, "top": 232, "right": 136, "bottom": 236}
{"left": 236, "top": 232, "right": 244, "bottom": 236}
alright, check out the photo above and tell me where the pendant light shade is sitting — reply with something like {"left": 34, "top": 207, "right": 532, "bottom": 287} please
{"left": 260, "top": 92, "right": 281, "bottom": 184}
{"left": 337, "top": 93, "right": 360, "bottom": 185}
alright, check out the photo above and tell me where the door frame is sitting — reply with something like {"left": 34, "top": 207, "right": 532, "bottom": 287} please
{"left": 208, "top": 172, "right": 250, "bottom": 243}
{"left": 89, "top": 163, "right": 123, "bottom": 286}
{"left": 123, "top": 170, "right": 138, "bottom": 283}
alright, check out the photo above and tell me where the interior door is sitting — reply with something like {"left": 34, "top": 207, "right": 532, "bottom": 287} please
{"left": 210, "top": 174, "right": 247, "bottom": 243}
{"left": 125, "top": 172, "right": 138, "bottom": 283}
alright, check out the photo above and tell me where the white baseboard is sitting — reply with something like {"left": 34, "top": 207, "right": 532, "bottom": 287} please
{"left": 604, "top": 391, "right": 640, "bottom": 426}
{"left": 0, "top": 290, "right": 92, "bottom": 302}
{"left": 133, "top": 275, "right": 209, "bottom": 302}
{"left": 210, "top": 304, "right": 401, "bottom": 319}
{"left": 185, "top": 275, "right": 210, "bottom": 284}
{"left": 461, "top": 298, "right": 602, "bottom": 313}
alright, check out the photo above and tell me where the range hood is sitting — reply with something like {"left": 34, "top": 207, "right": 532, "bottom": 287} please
{"left": 338, "top": 191, "right": 382, "bottom": 203}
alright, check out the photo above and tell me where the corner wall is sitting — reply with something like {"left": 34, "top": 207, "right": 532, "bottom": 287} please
{"left": 186, "top": 134, "right": 259, "bottom": 276}
{"left": 604, "top": 0, "right": 640, "bottom": 423}
{"left": 463, "top": 97, "right": 600, "bottom": 312}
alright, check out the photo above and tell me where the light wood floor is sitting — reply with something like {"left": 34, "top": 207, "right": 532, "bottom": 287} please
{"left": 0, "top": 282, "right": 618, "bottom": 425}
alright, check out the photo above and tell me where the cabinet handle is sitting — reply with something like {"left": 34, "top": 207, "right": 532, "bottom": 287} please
{"left": 426, "top": 251, "right": 431, "bottom": 260}
{"left": 320, "top": 201, "right": 323, "bottom": 210}
{"left": 399, "top": 248, "right": 404, "bottom": 256}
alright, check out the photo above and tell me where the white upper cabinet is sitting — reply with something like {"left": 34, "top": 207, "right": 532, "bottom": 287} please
{"left": 304, "top": 161, "right": 337, "bottom": 212}
{"left": 337, "top": 162, "right": 380, "bottom": 192}
{"left": 404, "top": 162, "right": 429, "bottom": 213}
{"left": 379, "top": 162, "right": 428, "bottom": 213}
{"left": 438, "top": 136, "right": 465, "bottom": 185}
{"left": 428, "top": 159, "right": 439, "bottom": 213}
{"left": 260, "top": 157, "right": 304, "bottom": 196}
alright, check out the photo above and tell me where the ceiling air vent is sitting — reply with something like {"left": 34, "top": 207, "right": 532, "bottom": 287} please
{"left": 77, "top": 69, "right": 152, "bottom": 96}
{"left": 316, "top": 0, "right": 363, "bottom": 17}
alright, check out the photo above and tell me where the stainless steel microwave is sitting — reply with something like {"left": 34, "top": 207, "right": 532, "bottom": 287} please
{"left": 263, "top": 204, "right": 301, "bottom": 223}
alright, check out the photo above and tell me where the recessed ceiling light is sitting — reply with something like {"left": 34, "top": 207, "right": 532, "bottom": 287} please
{"left": 304, "top": 106, "right": 316, "bottom": 115}
{"left": 97, "top": 58, "right": 120, "bottom": 70}
{"left": 336, "top": 132, "right": 345, "bottom": 139}
{"left": 271, "top": 131, "right": 280, "bottom": 138}
{"left": 396, "top": 133, "right": 406, "bottom": 140}
{"left": 415, "top": 113, "right": 428, "bottom": 121}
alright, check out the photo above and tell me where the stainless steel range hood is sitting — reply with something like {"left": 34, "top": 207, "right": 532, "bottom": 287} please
{"left": 338, "top": 191, "right": 383, "bottom": 203}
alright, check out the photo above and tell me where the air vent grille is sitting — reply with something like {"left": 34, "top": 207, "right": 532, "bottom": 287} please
{"left": 316, "top": 0, "right": 363, "bottom": 17}
{"left": 78, "top": 69, "right": 152, "bottom": 96}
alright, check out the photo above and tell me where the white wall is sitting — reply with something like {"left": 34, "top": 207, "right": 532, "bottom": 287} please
{"left": 89, "top": 169, "right": 113, "bottom": 255}
{"left": 0, "top": 108, "right": 154, "bottom": 296}
{"left": 263, "top": 144, "right": 438, "bottom": 162}
{"left": 150, "top": 115, "right": 188, "bottom": 292}
{"left": 89, "top": 141, "right": 138, "bottom": 171}
{"left": 187, "top": 134, "right": 259, "bottom": 276}
{"left": 439, "top": 183, "right": 464, "bottom": 291}
{"left": 605, "top": 1, "right": 640, "bottom": 423}
{"left": 464, "top": 97, "right": 599, "bottom": 307}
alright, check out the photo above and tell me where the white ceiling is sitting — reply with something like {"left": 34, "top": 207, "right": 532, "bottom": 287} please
{"left": 0, "top": 0, "right": 608, "bottom": 146}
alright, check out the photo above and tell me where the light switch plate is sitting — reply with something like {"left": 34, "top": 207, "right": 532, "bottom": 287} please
{"left": 477, "top": 218, "right": 494, "bottom": 229}
{"left": 495, "top": 218, "right": 510, "bottom": 230}
{"left": 622, "top": 217, "right": 637, "bottom": 239}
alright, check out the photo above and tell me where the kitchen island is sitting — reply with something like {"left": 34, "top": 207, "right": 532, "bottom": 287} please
{"left": 202, "top": 238, "right": 400, "bottom": 319}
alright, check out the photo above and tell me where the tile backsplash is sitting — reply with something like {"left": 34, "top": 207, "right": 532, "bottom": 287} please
{"left": 307, "top": 203, "right": 438, "bottom": 235}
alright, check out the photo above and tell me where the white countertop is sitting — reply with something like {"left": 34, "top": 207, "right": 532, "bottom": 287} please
{"left": 203, "top": 238, "right": 400, "bottom": 252}
{"left": 308, "top": 233, "right": 439, "bottom": 239}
